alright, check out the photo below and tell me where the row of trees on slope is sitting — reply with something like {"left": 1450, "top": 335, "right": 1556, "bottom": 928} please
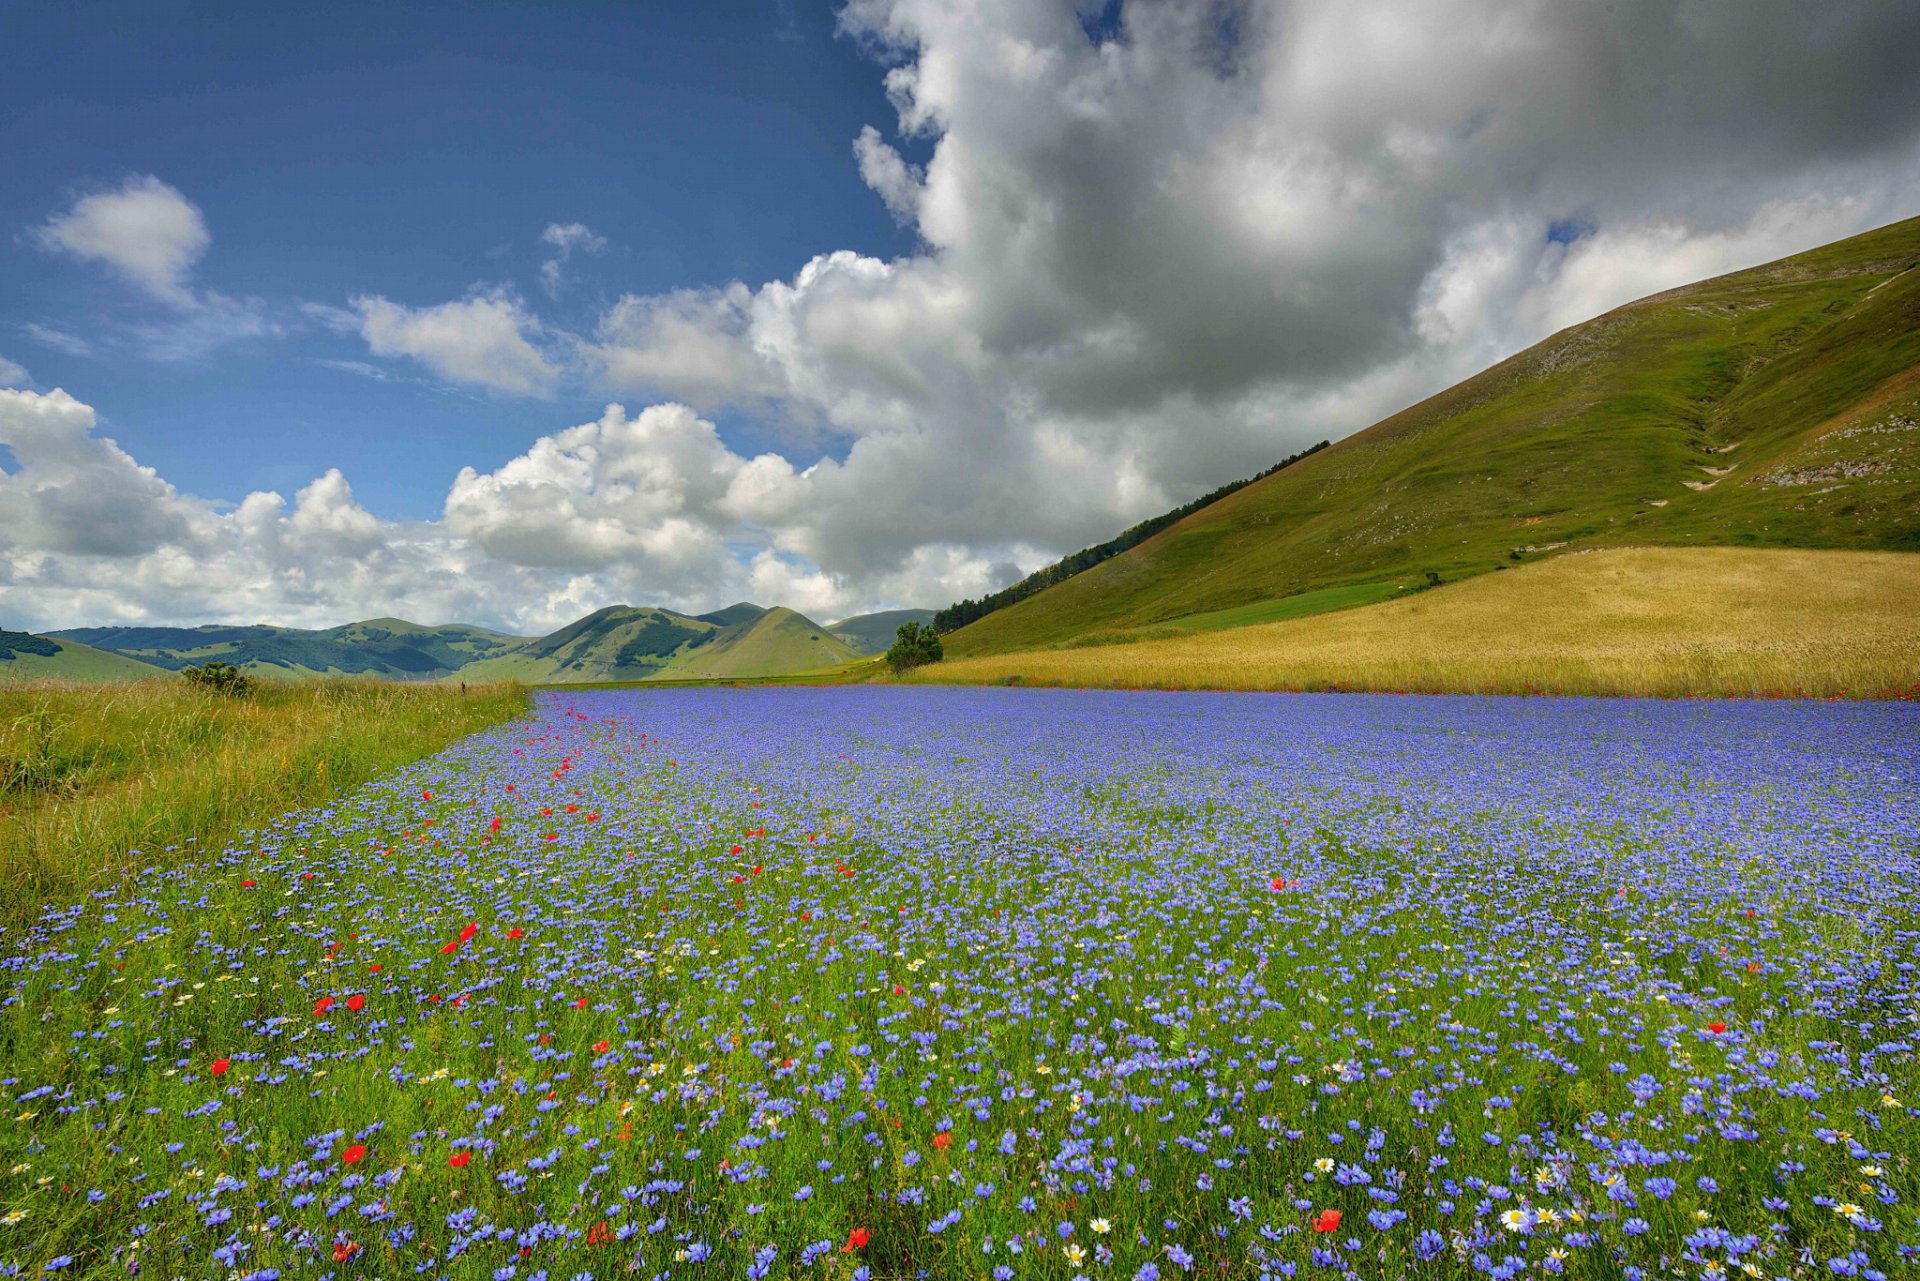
{"left": 932, "top": 440, "right": 1329, "bottom": 634}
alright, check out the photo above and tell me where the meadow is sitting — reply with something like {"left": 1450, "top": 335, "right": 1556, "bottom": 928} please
{"left": 0, "top": 680, "right": 530, "bottom": 922}
{"left": 0, "top": 685, "right": 1913, "bottom": 1279}
{"left": 915, "top": 548, "right": 1920, "bottom": 699}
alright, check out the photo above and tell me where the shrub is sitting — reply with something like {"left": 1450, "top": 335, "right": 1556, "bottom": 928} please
{"left": 886, "top": 621, "right": 944, "bottom": 673}
{"left": 180, "top": 661, "right": 254, "bottom": 697}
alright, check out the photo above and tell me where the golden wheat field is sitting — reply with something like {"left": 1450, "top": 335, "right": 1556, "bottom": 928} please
{"left": 0, "top": 679, "right": 528, "bottom": 921}
{"left": 912, "top": 547, "right": 1920, "bottom": 698}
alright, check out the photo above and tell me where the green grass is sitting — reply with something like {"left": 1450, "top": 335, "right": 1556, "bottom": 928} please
{"left": 946, "top": 215, "right": 1920, "bottom": 656}
{"left": 0, "top": 679, "right": 529, "bottom": 924}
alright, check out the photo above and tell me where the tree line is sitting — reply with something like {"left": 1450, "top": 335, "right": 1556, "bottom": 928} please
{"left": 932, "top": 440, "right": 1329, "bottom": 633}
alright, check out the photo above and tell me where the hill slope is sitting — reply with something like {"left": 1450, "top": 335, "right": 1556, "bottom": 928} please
{"left": 655, "top": 607, "right": 861, "bottom": 679}
{"left": 452, "top": 606, "right": 716, "bottom": 683}
{"left": 829, "top": 609, "right": 937, "bottom": 656}
{"left": 51, "top": 619, "right": 529, "bottom": 679}
{"left": 917, "top": 547, "right": 1920, "bottom": 698}
{"left": 0, "top": 631, "right": 164, "bottom": 682}
{"left": 946, "top": 216, "right": 1920, "bottom": 655}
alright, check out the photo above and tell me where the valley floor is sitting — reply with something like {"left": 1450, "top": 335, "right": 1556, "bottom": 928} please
{"left": 911, "top": 546, "right": 1920, "bottom": 698}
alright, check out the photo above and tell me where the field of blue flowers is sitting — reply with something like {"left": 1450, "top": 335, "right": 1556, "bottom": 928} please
{"left": 1, "top": 686, "right": 1915, "bottom": 1280}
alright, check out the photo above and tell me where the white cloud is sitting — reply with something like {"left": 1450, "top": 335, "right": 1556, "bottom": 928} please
{"left": 352, "top": 291, "right": 558, "bottom": 395}
{"left": 22, "top": 324, "right": 92, "bottom": 358}
{"left": 538, "top": 222, "right": 608, "bottom": 296}
{"left": 0, "top": 356, "right": 27, "bottom": 387}
{"left": 853, "top": 125, "right": 924, "bottom": 224}
{"left": 33, "top": 175, "right": 210, "bottom": 308}
{"left": 576, "top": 0, "right": 1920, "bottom": 610}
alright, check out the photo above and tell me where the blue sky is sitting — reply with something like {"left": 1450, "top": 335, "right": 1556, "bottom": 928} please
{"left": 4, "top": 0, "right": 913, "bottom": 515}
{"left": 3, "top": 1, "right": 1917, "bottom": 633}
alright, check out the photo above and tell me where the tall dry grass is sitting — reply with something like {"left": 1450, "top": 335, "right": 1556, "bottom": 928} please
{"left": 912, "top": 547, "right": 1920, "bottom": 698}
{"left": 0, "top": 679, "right": 528, "bottom": 924}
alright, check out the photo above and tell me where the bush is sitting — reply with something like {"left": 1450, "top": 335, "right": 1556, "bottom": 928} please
{"left": 886, "top": 621, "right": 944, "bottom": 673}
{"left": 180, "top": 661, "right": 254, "bottom": 697}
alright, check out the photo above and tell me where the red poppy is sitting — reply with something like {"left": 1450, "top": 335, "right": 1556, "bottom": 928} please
{"left": 341, "top": 1143, "right": 367, "bottom": 1164}
{"left": 585, "top": 812, "right": 599, "bottom": 822}
{"left": 440, "top": 940, "right": 460, "bottom": 955}
{"left": 931, "top": 1131, "right": 952, "bottom": 1149}
{"left": 730, "top": 845, "right": 745, "bottom": 855}
{"left": 842, "top": 1227, "right": 870, "bottom": 1252}
{"left": 368, "top": 964, "right": 381, "bottom": 973}
{"left": 301, "top": 872, "right": 315, "bottom": 880}
{"left": 489, "top": 817, "right": 502, "bottom": 833}
{"left": 345, "top": 993, "right": 366, "bottom": 1012}
{"left": 593, "top": 1039, "right": 611, "bottom": 1053}
{"left": 800, "top": 911, "right": 812, "bottom": 922}
{"left": 313, "top": 995, "right": 336, "bottom": 1016}
{"left": 1312, "top": 1209, "right": 1341, "bottom": 1233}
{"left": 1706, "top": 1020, "right": 1727, "bottom": 1034}
{"left": 210, "top": 1057, "right": 231, "bottom": 1075}
{"left": 458, "top": 922, "right": 479, "bottom": 942}
{"left": 893, "top": 984, "right": 907, "bottom": 996}
{"left": 421, "top": 790, "right": 431, "bottom": 800}
{"left": 448, "top": 1151, "right": 471, "bottom": 1168}
{"left": 572, "top": 997, "right": 589, "bottom": 1010}
{"left": 506, "top": 927, "right": 524, "bottom": 939}
{"left": 1270, "top": 876, "right": 1286, "bottom": 891}
{"left": 332, "top": 1240, "right": 360, "bottom": 1262}
{"left": 240, "top": 878, "right": 257, "bottom": 889}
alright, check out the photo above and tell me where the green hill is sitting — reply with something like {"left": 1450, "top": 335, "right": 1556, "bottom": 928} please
{"left": 654, "top": 607, "right": 861, "bottom": 679}
{"left": 0, "top": 631, "right": 166, "bottom": 682}
{"left": 452, "top": 606, "right": 717, "bottom": 683}
{"left": 51, "top": 619, "right": 530, "bottom": 679}
{"left": 945, "top": 215, "right": 1920, "bottom": 656}
{"left": 829, "top": 609, "right": 937, "bottom": 655}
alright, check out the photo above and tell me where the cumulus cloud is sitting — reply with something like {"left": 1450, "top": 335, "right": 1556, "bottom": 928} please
{"left": 352, "top": 291, "right": 558, "bottom": 395}
{"left": 576, "top": 0, "right": 1920, "bottom": 610}
{"left": 33, "top": 175, "right": 210, "bottom": 307}
{"left": 538, "top": 222, "right": 608, "bottom": 296}
{"left": 31, "top": 176, "right": 276, "bottom": 358}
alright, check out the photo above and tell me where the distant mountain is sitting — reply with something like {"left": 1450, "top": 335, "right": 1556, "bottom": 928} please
{"left": 0, "top": 630, "right": 165, "bottom": 681}
{"left": 945, "top": 214, "right": 1920, "bottom": 656}
{"left": 829, "top": 609, "right": 937, "bottom": 655}
{"left": 51, "top": 619, "right": 529, "bottom": 679}
{"left": 453, "top": 606, "right": 717, "bottom": 683}
{"left": 658, "top": 607, "right": 861, "bottom": 679}
{"left": 35, "top": 600, "right": 888, "bottom": 686}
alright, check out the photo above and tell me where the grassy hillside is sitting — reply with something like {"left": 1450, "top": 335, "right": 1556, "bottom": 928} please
{"left": 52, "top": 618, "right": 529, "bottom": 679}
{"left": 655, "top": 607, "right": 861, "bottom": 679}
{"left": 0, "top": 679, "right": 529, "bottom": 922}
{"left": 829, "top": 608, "right": 937, "bottom": 655}
{"left": 0, "top": 633, "right": 163, "bottom": 682}
{"left": 915, "top": 547, "right": 1920, "bottom": 698}
{"left": 946, "top": 216, "right": 1920, "bottom": 655}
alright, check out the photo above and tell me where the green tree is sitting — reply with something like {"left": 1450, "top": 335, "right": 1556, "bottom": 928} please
{"left": 180, "top": 661, "right": 254, "bottom": 697}
{"left": 885, "top": 621, "right": 943, "bottom": 673}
